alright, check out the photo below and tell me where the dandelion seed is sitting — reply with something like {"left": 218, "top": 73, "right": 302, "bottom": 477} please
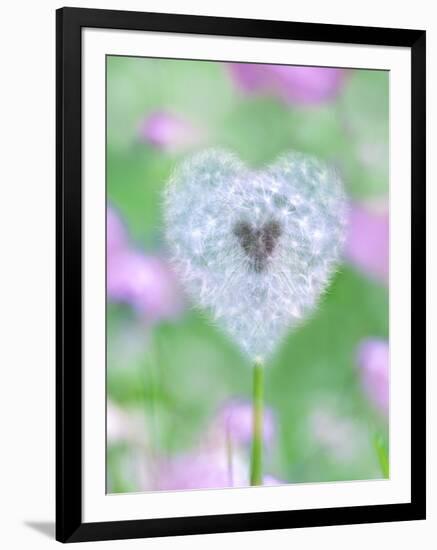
{"left": 164, "top": 149, "right": 347, "bottom": 362}
{"left": 158, "top": 144, "right": 348, "bottom": 490}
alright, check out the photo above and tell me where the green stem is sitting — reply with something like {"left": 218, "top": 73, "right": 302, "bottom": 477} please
{"left": 373, "top": 433, "right": 389, "bottom": 478}
{"left": 250, "top": 360, "right": 264, "bottom": 486}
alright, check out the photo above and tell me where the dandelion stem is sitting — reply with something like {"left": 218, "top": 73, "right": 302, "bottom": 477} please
{"left": 250, "top": 360, "right": 264, "bottom": 485}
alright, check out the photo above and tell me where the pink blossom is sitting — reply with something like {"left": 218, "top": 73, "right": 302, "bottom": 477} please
{"left": 262, "top": 475, "right": 283, "bottom": 486}
{"left": 107, "top": 206, "right": 183, "bottom": 322}
{"left": 155, "top": 449, "right": 280, "bottom": 491}
{"left": 227, "top": 63, "right": 346, "bottom": 105}
{"left": 138, "top": 111, "right": 201, "bottom": 152}
{"left": 108, "top": 251, "right": 182, "bottom": 321}
{"left": 213, "top": 399, "right": 276, "bottom": 447}
{"left": 357, "top": 339, "right": 389, "bottom": 415}
{"left": 156, "top": 450, "right": 240, "bottom": 490}
{"left": 155, "top": 400, "right": 280, "bottom": 491}
{"left": 345, "top": 202, "right": 389, "bottom": 283}
{"left": 107, "top": 206, "right": 128, "bottom": 256}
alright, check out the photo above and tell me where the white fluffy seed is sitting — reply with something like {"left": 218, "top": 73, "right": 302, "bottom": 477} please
{"left": 164, "top": 149, "right": 347, "bottom": 362}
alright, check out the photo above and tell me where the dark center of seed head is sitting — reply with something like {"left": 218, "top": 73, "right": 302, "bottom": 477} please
{"left": 233, "top": 219, "right": 282, "bottom": 273}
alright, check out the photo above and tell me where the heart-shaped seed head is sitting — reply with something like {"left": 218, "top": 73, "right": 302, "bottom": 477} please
{"left": 164, "top": 149, "right": 347, "bottom": 362}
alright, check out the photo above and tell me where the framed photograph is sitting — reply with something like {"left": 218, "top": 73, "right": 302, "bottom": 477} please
{"left": 56, "top": 7, "right": 426, "bottom": 543}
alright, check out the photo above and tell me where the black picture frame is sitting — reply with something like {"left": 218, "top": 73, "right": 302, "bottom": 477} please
{"left": 56, "top": 6, "right": 426, "bottom": 543}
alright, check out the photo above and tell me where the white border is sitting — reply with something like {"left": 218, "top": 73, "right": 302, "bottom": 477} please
{"left": 83, "top": 28, "right": 411, "bottom": 523}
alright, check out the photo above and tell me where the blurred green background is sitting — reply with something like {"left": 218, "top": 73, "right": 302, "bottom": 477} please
{"left": 106, "top": 56, "right": 389, "bottom": 493}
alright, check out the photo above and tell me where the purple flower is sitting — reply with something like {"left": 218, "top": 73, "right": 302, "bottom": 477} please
{"left": 156, "top": 450, "right": 238, "bottom": 490}
{"left": 227, "top": 63, "right": 346, "bottom": 105}
{"left": 107, "top": 206, "right": 183, "bottom": 322}
{"left": 108, "top": 250, "right": 182, "bottom": 322}
{"left": 262, "top": 475, "right": 283, "bottom": 486}
{"left": 357, "top": 339, "right": 389, "bottom": 415}
{"left": 107, "top": 206, "right": 128, "bottom": 256}
{"left": 155, "top": 449, "right": 280, "bottom": 491}
{"left": 213, "top": 400, "right": 276, "bottom": 447}
{"left": 138, "top": 111, "right": 201, "bottom": 152}
{"left": 153, "top": 400, "right": 281, "bottom": 491}
{"left": 345, "top": 202, "right": 389, "bottom": 283}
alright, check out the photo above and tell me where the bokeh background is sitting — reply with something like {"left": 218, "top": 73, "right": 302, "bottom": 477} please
{"left": 106, "top": 57, "right": 389, "bottom": 493}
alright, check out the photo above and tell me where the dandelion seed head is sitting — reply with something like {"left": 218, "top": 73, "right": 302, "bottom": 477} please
{"left": 164, "top": 149, "right": 347, "bottom": 361}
